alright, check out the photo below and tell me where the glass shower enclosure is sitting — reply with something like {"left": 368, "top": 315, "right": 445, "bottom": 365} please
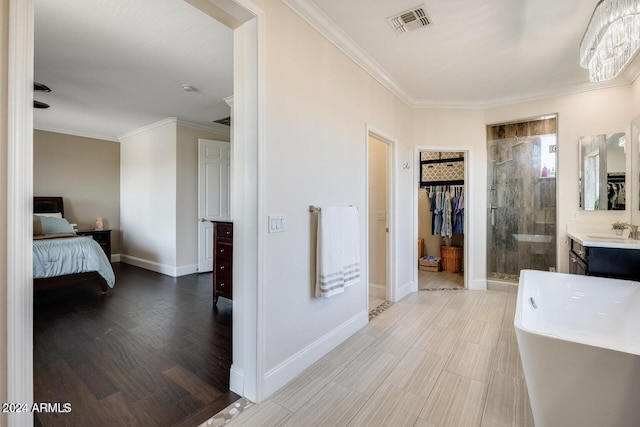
{"left": 487, "top": 117, "right": 557, "bottom": 282}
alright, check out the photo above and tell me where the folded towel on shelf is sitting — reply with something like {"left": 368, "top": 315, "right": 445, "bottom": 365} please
{"left": 315, "top": 206, "right": 360, "bottom": 298}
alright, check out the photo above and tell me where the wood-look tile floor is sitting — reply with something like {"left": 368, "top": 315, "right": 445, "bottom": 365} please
{"left": 33, "top": 263, "right": 239, "bottom": 427}
{"left": 418, "top": 270, "right": 464, "bottom": 290}
{"left": 226, "top": 279, "right": 533, "bottom": 427}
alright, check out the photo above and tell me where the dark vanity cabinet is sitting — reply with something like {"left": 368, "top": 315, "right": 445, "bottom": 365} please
{"left": 569, "top": 238, "right": 640, "bottom": 281}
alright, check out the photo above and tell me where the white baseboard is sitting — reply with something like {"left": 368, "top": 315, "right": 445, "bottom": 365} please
{"left": 111, "top": 253, "right": 121, "bottom": 263}
{"left": 395, "top": 279, "right": 416, "bottom": 302}
{"left": 468, "top": 278, "right": 487, "bottom": 291}
{"left": 368, "top": 283, "right": 386, "bottom": 298}
{"left": 230, "top": 365, "right": 244, "bottom": 396}
{"left": 119, "top": 254, "right": 198, "bottom": 277}
{"left": 262, "top": 309, "right": 368, "bottom": 399}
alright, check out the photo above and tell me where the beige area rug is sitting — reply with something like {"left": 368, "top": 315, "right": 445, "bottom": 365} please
{"left": 418, "top": 269, "right": 464, "bottom": 290}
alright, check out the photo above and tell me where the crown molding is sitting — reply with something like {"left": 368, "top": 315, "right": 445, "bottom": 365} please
{"left": 118, "top": 117, "right": 230, "bottom": 141}
{"left": 176, "top": 118, "right": 231, "bottom": 136}
{"left": 282, "top": 0, "right": 639, "bottom": 110}
{"left": 118, "top": 117, "right": 178, "bottom": 140}
{"left": 38, "top": 118, "right": 230, "bottom": 143}
{"left": 281, "top": 0, "right": 414, "bottom": 106}
{"left": 33, "top": 125, "right": 120, "bottom": 142}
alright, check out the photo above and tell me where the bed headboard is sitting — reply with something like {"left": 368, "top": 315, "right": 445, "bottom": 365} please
{"left": 34, "top": 197, "right": 64, "bottom": 218}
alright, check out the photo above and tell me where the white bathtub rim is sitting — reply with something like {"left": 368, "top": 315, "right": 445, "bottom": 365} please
{"left": 515, "top": 269, "right": 640, "bottom": 356}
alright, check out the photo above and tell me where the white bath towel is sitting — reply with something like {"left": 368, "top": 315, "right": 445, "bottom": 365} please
{"left": 315, "top": 206, "right": 361, "bottom": 298}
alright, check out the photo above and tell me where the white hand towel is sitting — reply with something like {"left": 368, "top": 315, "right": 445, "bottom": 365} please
{"left": 315, "top": 206, "right": 361, "bottom": 298}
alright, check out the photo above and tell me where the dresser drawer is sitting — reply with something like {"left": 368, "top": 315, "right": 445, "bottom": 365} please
{"left": 215, "top": 244, "right": 232, "bottom": 265}
{"left": 216, "top": 222, "right": 233, "bottom": 240}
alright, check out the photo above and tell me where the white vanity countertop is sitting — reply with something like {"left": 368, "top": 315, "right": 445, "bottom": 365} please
{"left": 568, "top": 231, "right": 640, "bottom": 249}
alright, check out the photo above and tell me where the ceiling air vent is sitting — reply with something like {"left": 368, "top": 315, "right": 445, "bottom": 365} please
{"left": 387, "top": 5, "right": 431, "bottom": 35}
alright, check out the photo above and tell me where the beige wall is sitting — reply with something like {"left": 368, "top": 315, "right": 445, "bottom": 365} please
{"left": 120, "top": 120, "right": 229, "bottom": 274}
{"left": 258, "top": 0, "right": 415, "bottom": 373}
{"left": 368, "top": 135, "right": 387, "bottom": 289}
{"left": 33, "top": 130, "right": 121, "bottom": 254}
{"left": 411, "top": 109, "right": 485, "bottom": 289}
{"left": 176, "top": 123, "right": 230, "bottom": 267}
{"left": 120, "top": 121, "right": 177, "bottom": 268}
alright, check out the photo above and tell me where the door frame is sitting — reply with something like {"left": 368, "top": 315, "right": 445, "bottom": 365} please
{"left": 6, "top": 1, "right": 265, "bottom": 424}
{"left": 413, "top": 146, "right": 472, "bottom": 290}
{"left": 365, "top": 125, "right": 397, "bottom": 303}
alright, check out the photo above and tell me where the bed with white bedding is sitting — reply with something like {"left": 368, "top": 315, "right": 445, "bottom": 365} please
{"left": 33, "top": 196, "right": 116, "bottom": 293}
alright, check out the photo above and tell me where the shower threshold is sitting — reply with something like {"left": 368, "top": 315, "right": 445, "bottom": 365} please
{"left": 488, "top": 272, "right": 520, "bottom": 282}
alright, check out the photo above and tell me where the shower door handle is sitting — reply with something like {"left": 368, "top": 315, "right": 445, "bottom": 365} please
{"left": 489, "top": 204, "right": 497, "bottom": 227}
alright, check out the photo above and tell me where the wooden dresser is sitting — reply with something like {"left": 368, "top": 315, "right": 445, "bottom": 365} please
{"left": 212, "top": 221, "right": 233, "bottom": 305}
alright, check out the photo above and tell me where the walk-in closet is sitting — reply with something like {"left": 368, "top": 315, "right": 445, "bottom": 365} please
{"left": 418, "top": 151, "right": 465, "bottom": 290}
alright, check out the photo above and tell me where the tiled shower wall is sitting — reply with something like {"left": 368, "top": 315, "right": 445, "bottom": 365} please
{"left": 487, "top": 118, "right": 557, "bottom": 281}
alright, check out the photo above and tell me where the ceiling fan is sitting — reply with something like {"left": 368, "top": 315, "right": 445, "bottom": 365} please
{"left": 34, "top": 82, "right": 50, "bottom": 109}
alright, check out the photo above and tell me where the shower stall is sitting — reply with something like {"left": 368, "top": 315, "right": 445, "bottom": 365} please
{"left": 487, "top": 117, "right": 557, "bottom": 282}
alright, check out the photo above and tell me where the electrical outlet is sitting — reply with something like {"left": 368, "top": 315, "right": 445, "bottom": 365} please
{"left": 571, "top": 211, "right": 579, "bottom": 221}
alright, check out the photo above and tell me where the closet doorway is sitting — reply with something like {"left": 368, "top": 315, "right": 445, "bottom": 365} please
{"left": 418, "top": 150, "right": 466, "bottom": 290}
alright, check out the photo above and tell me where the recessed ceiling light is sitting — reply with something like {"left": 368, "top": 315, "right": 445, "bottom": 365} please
{"left": 181, "top": 84, "right": 198, "bottom": 92}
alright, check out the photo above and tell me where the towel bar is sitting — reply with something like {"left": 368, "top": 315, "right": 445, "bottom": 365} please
{"left": 309, "top": 205, "right": 354, "bottom": 212}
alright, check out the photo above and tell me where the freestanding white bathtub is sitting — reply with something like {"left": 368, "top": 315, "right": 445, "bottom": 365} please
{"left": 515, "top": 270, "right": 640, "bottom": 427}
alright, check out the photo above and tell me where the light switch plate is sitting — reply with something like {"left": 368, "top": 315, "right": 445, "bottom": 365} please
{"left": 268, "top": 215, "right": 285, "bottom": 233}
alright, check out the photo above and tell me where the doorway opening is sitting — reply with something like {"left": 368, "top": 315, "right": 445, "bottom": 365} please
{"left": 417, "top": 150, "right": 466, "bottom": 290}
{"left": 367, "top": 135, "right": 390, "bottom": 310}
{"left": 486, "top": 115, "right": 558, "bottom": 285}
{"left": 7, "top": 0, "right": 263, "bottom": 422}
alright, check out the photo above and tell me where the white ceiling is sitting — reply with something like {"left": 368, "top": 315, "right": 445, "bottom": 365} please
{"left": 34, "top": 0, "right": 640, "bottom": 140}
{"left": 34, "top": 0, "right": 233, "bottom": 141}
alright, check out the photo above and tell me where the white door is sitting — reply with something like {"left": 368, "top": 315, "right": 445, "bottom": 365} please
{"left": 198, "top": 139, "right": 231, "bottom": 272}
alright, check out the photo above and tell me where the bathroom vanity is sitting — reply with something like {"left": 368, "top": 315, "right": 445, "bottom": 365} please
{"left": 568, "top": 232, "right": 640, "bottom": 280}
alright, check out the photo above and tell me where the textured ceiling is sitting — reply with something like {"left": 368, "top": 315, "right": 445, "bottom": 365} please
{"left": 34, "top": 0, "right": 233, "bottom": 140}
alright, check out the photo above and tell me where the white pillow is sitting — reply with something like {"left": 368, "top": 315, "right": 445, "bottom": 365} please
{"left": 34, "top": 212, "right": 62, "bottom": 218}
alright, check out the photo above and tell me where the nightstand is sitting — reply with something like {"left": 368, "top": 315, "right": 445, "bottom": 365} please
{"left": 77, "top": 229, "right": 112, "bottom": 261}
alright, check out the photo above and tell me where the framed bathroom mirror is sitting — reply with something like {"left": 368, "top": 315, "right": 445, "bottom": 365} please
{"left": 579, "top": 132, "right": 627, "bottom": 210}
{"left": 632, "top": 116, "right": 640, "bottom": 215}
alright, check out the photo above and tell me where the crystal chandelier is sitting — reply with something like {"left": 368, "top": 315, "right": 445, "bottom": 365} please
{"left": 580, "top": 0, "right": 640, "bottom": 82}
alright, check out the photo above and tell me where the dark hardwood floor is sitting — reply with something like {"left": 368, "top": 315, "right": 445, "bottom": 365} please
{"left": 33, "top": 263, "right": 238, "bottom": 427}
